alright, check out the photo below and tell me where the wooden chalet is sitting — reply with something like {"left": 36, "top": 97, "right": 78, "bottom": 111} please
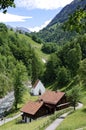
{"left": 39, "top": 90, "right": 69, "bottom": 111}
{"left": 21, "top": 101, "right": 48, "bottom": 123}
{"left": 21, "top": 90, "right": 69, "bottom": 123}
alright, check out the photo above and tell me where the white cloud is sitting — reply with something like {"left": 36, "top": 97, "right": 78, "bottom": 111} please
{"left": 15, "top": 0, "right": 73, "bottom": 10}
{"left": 29, "top": 19, "right": 51, "bottom": 32}
{"left": 0, "top": 12, "right": 32, "bottom": 22}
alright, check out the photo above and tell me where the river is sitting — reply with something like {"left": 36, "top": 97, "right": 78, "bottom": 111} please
{"left": 0, "top": 92, "right": 14, "bottom": 118}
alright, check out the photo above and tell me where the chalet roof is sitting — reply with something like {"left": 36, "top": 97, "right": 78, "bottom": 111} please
{"left": 32, "top": 79, "right": 40, "bottom": 88}
{"left": 39, "top": 90, "right": 65, "bottom": 105}
{"left": 21, "top": 101, "right": 43, "bottom": 115}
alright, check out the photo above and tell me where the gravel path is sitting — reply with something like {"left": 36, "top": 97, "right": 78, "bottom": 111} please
{"left": 0, "top": 113, "right": 22, "bottom": 126}
{"left": 45, "top": 103, "right": 83, "bottom": 130}
{"left": 45, "top": 111, "right": 70, "bottom": 130}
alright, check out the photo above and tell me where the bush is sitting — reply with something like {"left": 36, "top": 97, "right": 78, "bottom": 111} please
{"left": 41, "top": 43, "right": 57, "bottom": 54}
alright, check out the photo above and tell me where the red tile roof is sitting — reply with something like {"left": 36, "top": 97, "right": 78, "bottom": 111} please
{"left": 39, "top": 90, "right": 65, "bottom": 105}
{"left": 21, "top": 101, "right": 43, "bottom": 115}
{"left": 32, "top": 79, "right": 39, "bottom": 88}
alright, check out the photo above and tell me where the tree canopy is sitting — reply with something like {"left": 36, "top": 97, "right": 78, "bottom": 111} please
{"left": 0, "top": 23, "right": 43, "bottom": 98}
{"left": 44, "top": 41, "right": 82, "bottom": 87}
{"left": 13, "top": 61, "right": 28, "bottom": 110}
{"left": 63, "top": 8, "right": 86, "bottom": 33}
{"left": 0, "top": 0, "right": 15, "bottom": 13}
{"left": 67, "top": 85, "right": 81, "bottom": 110}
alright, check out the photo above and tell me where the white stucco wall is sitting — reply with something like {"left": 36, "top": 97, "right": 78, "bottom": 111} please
{"left": 30, "top": 80, "right": 45, "bottom": 95}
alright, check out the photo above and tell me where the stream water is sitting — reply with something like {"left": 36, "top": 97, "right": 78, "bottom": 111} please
{"left": 0, "top": 92, "right": 14, "bottom": 118}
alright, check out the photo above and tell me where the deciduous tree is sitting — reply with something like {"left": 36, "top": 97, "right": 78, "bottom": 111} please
{"left": 13, "top": 61, "right": 28, "bottom": 110}
{"left": 63, "top": 8, "right": 86, "bottom": 33}
{"left": 0, "top": 0, "right": 15, "bottom": 13}
{"left": 66, "top": 44, "right": 82, "bottom": 76}
{"left": 57, "top": 66, "right": 71, "bottom": 87}
{"left": 67, "top": 85, "right": 81, "bottom": 110}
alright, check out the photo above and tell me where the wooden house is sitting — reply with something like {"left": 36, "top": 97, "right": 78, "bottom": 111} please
{"left": 39, "top": 90, "right": 69, "bottom": 111}
{"left": 21, "top": 101, "right": 48, "bottom": 123}
{"left": 21, "top": 90, "right": 69, "bottom": 123}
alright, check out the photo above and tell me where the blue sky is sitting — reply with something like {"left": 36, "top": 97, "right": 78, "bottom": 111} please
{"left": 0, "top": 0, "right": 73, "bottom": 32}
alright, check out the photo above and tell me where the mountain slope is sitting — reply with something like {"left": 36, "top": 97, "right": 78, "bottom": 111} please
{"left": 16, "top": 27, "right": 31, "bottom": 34}
{"left": 48, "top": 0, "right": 86, "bottom": 27}
{"left": 37, "top": 0, "right": 86, "bottom": 44}
{"left": 0, "top": 23, "right": 49, "bottom": 97}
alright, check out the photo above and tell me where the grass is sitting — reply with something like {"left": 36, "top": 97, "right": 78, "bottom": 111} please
{"left": 1, "top": 85, "right": 86, "bottom": 130}
{"left": 42, "top": 107, "right": 73, "bottom": 130}
{"left": 0, "top": 108, "right": 72, "bottom": 130}
{"left": 56, "top": 107, "right": 86, "bottom": 130}
{"left": 0, "top": 116, "right": 48, "bottom": 130}
{"left": 9, "top": 30, "right": 50, "bottom": 61}
{"left": 1, "top": 84, "right": 86, "bottom": 130}
{"left": 5, "top": 90, "right": 38, "bottom": 118}
{"left": 56, "top": 88, "right": 86, "bottom": 130}
{"left": 80, "top": 91, "right": 86, "bottom": 106}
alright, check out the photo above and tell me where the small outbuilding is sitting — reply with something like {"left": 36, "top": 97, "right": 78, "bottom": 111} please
{"left": 30, "top": 79, "right": 45, "bottom": 96}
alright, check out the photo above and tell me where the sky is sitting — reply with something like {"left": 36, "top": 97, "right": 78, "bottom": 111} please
{"left": 0, "top": 0, "right": 73, "bottom": 32}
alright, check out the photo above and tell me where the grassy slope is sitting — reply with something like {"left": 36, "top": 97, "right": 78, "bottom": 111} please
{"left": 46, "top": 79, "right": 86, "bottom": 130}
{"left": 0, "top": 86, "right": 71, "bottom": 130}
{"left": 56, "top": 88, "right": 86, "bottom": 130}
{"left": 0, "top": 76, "right": 86, "bottom": 130}
{"left": 0, "top": 86, "right": 85, "bottom": 130}
{"left": 0, "top": 108, "right": 72, "bottom": 130}
{"left": 56, "top": 108, "right": 86, "bottom": 130}
{"left": 0, "top": 116, "right": 48, "bottom": 130}
{"left": 9, "top": 30, "right": 50, "bottom": 61}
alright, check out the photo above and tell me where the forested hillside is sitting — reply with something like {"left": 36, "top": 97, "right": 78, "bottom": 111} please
{"left": 48, "top": 0, "right": 86, "bottom": 27}
{"left": 41, "top": 3, "right": 86, "bottom": 91}
{"left": 0, "top": 23, "right": 44, "bottom": 98}
{"left": 33, "top": 0, "right": 86, "bottom": 92}
{"left": 43, "top": 34, "right": 86, "bottom": 86}
{"left": 36, "top": 0, "right": 86, "bottom": 44}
